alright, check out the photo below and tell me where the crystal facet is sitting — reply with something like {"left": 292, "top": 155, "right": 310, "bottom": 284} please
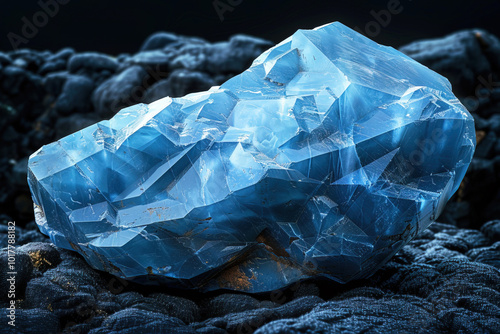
{"left": 28, "top": 22, "right": 475, "bottom": 292}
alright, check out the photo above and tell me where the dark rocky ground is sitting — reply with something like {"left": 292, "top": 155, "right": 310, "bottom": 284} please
{"left": 0, "top": 28, "right": 500, "bottom": 333}
{"left": 1, "top": 218, "right": 499, "bottom": 333}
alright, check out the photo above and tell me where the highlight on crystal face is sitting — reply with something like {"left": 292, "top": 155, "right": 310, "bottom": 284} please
{"left": 27, "top": 22, "right": 475, "bottom": 292}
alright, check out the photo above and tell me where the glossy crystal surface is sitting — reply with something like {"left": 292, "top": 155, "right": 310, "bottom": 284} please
{"left": 28, "top": 22, "right": 475, "bottom": 292}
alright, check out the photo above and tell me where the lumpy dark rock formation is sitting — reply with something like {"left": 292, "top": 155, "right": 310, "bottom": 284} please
{"left": 0, "top": 218, "right": 499, "bottom": 333}
{"left": 1, "top": 28, "right": 500, "bottom": 333}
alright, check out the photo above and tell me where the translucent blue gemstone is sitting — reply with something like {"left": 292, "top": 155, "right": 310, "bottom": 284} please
{"left": 28, "top": 22, "right": 475, "bottom": 292}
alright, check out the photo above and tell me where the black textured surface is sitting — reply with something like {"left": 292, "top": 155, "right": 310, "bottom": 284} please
{"left": 1, "top": 28, "right": 500, "bottom": 333}
{"left": 0, "top": 219, "right": 499, "bottom": 333}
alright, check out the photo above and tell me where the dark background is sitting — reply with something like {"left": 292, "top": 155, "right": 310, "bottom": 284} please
{"left": 0, "top": 0, "right": 499, "bottom": 54}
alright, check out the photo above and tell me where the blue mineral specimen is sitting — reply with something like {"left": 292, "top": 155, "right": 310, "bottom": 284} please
{"left": 28, "top": 22, "right": 475, "bottom": 292}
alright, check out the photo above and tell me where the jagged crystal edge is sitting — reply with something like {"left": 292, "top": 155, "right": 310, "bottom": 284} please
{"left": 28, "top": 22, "right": 475, "bottom": 293}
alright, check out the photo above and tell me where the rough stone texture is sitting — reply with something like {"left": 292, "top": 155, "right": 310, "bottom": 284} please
{"left": 91, "top": 65, "right": 149, "bottom": 118}
{"left": 139, "top": 32, "right": 179, "bottom": 52}
{"left": 0, "top": 220, "right": 499, "bottom": 333}
{"left": 68, "top": 52, "right": 119, "bottom": 74}
{"left": 54, "top": 74, "right": 94, "bottom": 115}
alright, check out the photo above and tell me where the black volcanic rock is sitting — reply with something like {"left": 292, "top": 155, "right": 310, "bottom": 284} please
{"left": 399, "top": 29, "right": 499, "bottom": 99}
{"left": 68, "top": 52, "right": 119, "bottom": 74}
{"left": 0, "top": 52, "right": 11, "bottom": 65}
{"left": 1, "top": 220, "right": 499, "bottom": 333}
{"left": 481, "top": 220, "right": 500, "bottom": 242}
{"left": 88, "top": 308, "right": 194, "bottom": 334}
{"left": 38, "top": 48, "right": 74, "bottom": 76}
{"left": 126, "top": 50, "right": 173, "bottom": 72}
{"left": 140, "top": 32, "right": 180, "bottom": 52}
{"left": 43, "top": 71, "right": 71, "bottom": 97}
{"left": 54, "top": 74, "right": 94, "bottom": 115}
{"left": 1, "top": 308, "right": 60, "bottom": 333}
{"left": 91, "top": 65, "right": 149, "bottom": 118}
{"left": 46, "top": 48, "right": 75, "bottom": 63}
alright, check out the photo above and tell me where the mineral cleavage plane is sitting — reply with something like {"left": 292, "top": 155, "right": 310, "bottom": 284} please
{"left": 28, "top": 22, "right": 475, "bottom": 293}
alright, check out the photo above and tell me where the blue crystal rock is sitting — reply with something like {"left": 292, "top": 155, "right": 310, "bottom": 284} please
{"left": 28, "top": 22, "right": 475, "bottom": 292}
